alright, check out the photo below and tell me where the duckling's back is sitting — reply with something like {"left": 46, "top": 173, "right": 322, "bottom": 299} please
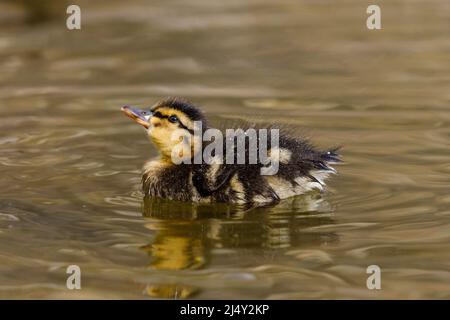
{"left": 189, "top": 131, "right": 340, "bottom": 206}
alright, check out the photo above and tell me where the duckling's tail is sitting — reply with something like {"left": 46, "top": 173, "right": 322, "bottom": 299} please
{"left": 321, "top": 147, "right": 342, "bottom": 164}
{"left": 304, "top": 147, "right": 341, "bottom": 190}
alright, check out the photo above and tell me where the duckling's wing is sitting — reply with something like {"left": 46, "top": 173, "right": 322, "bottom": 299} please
{"left": 192, "top": 163, "right": 237, "bottom": 197}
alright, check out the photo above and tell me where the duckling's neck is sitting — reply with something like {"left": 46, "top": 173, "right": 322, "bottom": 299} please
{"left": 158, "top": 148, "right": 201, "bottom": 165}
{"left": 159, "top": 153, "right": 175, "bottom": 165}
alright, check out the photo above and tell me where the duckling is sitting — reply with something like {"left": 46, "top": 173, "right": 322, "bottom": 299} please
{"left": 121, "top": 97, "right": 340, "bottom": 207}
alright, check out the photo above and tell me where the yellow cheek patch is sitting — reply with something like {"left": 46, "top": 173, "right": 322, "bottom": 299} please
{"left": 148, "top": 107, "right": 198, "bottom": 160}
{"left": 151, "top": 117, "right": 163, "bottom": 127}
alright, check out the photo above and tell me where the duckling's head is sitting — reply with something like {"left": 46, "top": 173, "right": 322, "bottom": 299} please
{"left": 122, "top": 97, "right": 207, "bottom": 161}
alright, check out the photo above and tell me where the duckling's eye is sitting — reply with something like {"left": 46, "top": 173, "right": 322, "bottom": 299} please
{"left": 168, "top": 115, "right": 178, "bottom": 123}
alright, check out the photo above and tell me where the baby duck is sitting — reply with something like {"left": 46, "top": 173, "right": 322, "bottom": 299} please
{"left": 122, "top": 97, "right": 340, "bottom": 207}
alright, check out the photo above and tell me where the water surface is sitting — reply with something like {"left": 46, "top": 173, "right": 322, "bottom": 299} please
{"left": 0, "top": 0, "right": 449, "bottom": 299}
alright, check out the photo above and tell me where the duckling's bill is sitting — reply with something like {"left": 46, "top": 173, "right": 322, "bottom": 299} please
{"left": 121, "top": 106, "right": 152, "bottom": 129}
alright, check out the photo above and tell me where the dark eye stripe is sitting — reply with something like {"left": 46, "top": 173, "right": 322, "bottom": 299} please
{"left": 177, "top": 121, "right": 194, "bottom": 134}
{"left": 152, "top": 111, "right": 194, "bottom": 134}
{"left": 152, "top": 111, "right": 166, "bottom": 119}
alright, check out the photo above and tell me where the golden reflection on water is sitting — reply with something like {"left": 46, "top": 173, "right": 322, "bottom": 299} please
{"left": 140, "top": 194, "right": 336, "bottom": 270}
{"left": 138, "top": 195, "right": 337, "bottom": 298}
{"left": 142, "top": 229, "right": 206, "bottom": 270}
{"left": 144, "top": 284, "right": 199, "bottom": 299}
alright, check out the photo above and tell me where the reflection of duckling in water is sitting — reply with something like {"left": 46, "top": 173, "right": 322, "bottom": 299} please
{"left": 141, "top": 235, "right": 206, "bottom": 270}
{"left": 140, "top": 194, "right": 337, "bottom": 270}
{"left": 139, "top": 194, "right": 337, "bottom": 298}
{"left": 122, "top": 97, "right": 340, "bottom": 208}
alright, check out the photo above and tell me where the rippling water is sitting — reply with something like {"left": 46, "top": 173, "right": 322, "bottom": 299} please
{"left": 0, "top": 0, "right": 449, "bottom": 299}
